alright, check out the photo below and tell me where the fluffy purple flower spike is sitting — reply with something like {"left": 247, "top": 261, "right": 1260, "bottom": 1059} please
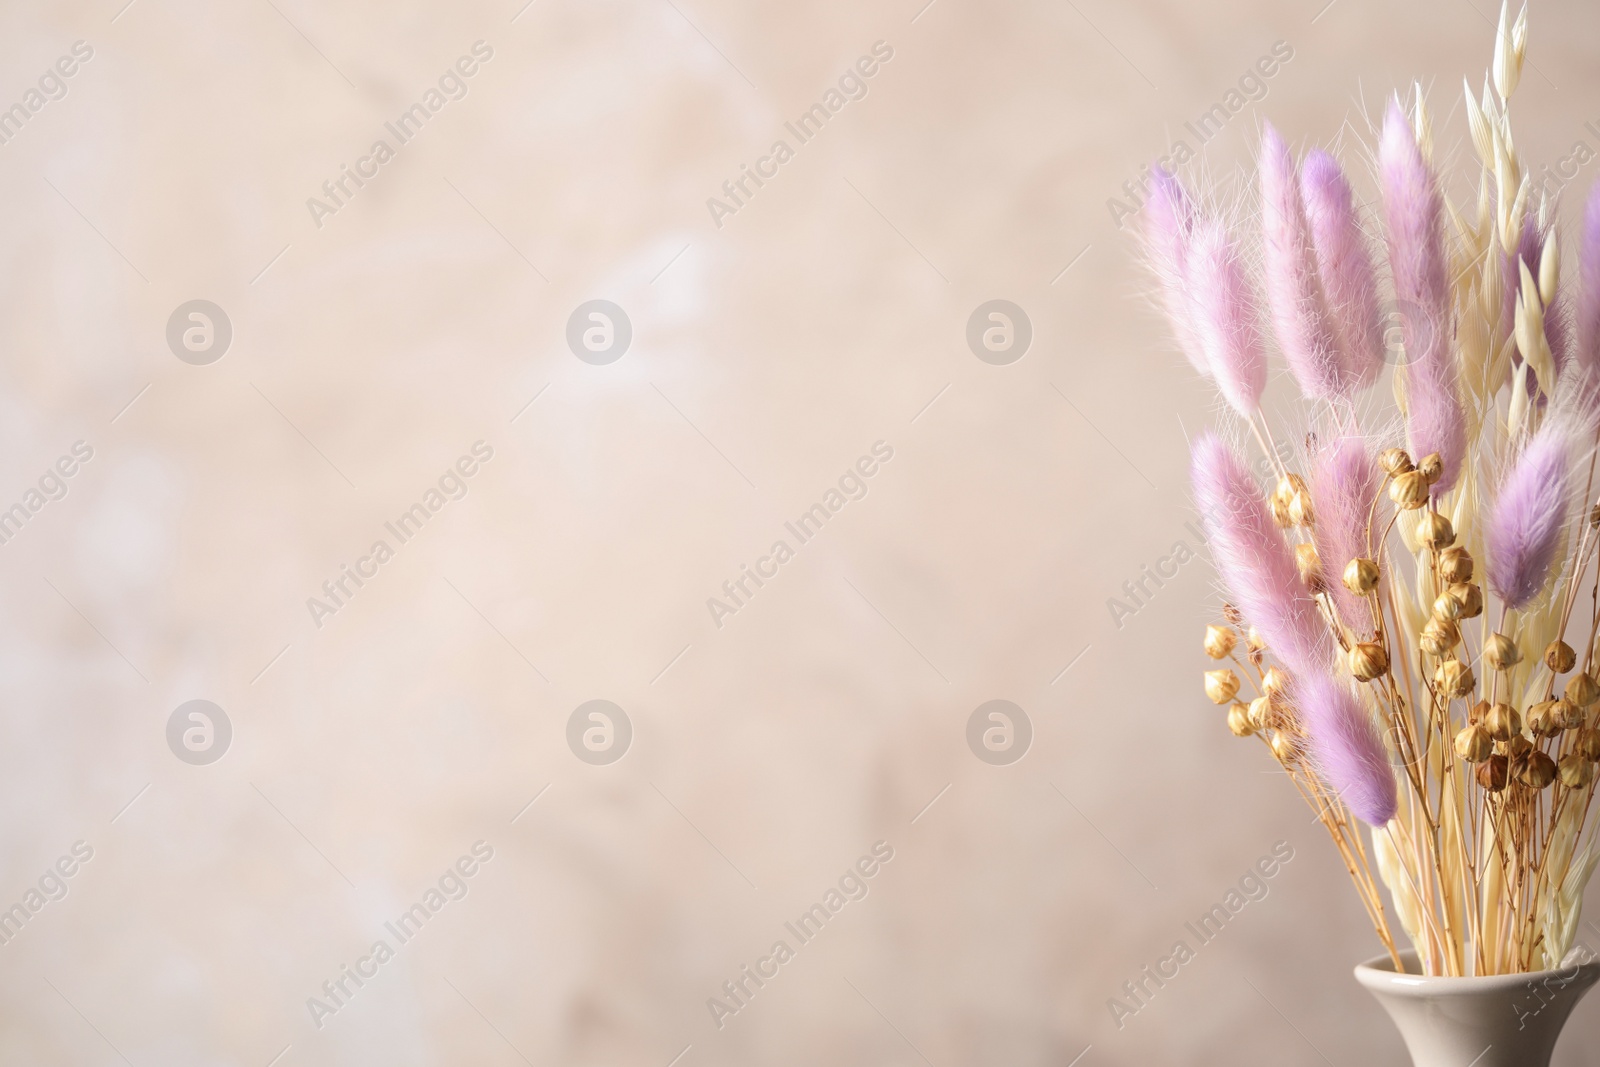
{"left": 1302, "top": 149, "right": 1385, "bottom": 392}
{"left": 1260, "top": 124, "right": 1346, "bottom": 400}
{"left": 1191, "top": 433, "right": 1329, "bottom": 673}
{"left": 1143, "top": 167, "right": 1209, "bottom": 376}
{"left": 1192, "top": 434, "right": 1393, "bottom": 826}
{"left": 1310, "top": 436, "right": 1381, "bottom": 638}
{"left": 1294, "top": 672, "right": 1397, "bottom": 826}
{"left": 1575, "top": 179, "right": 1600, "bottom": 381}
{"left": 1380, "top": 98, "right": 1465, "bottom": 492}
{"left": 1485, "top": 415, "right": 1577, "bottom": 610}
{"left": 1188, "top": 218, "right": 1267, "bottom": 417}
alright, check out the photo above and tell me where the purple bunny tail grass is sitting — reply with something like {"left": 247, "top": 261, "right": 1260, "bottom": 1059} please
{"left": 1188, "top": 217, "right": 1267, "bottom": 418}
{"left": 1310, "top": 436, "right": 1380, "bottom": 637}
{"left": 1576, "top": 179, "right": 1600, "bottom": 381}
{"left": 1302, "top": 149, "right": 1385, "bottom": 393}
{"left": 1484, "top": 412, "right": 1581, "bottom": 610}
{"left": 1380, "top": 98, "right": 1466, "bottom": 492}
{"left": 1294, "top": 671, "right": 1397, "bottom": 826}
{"left": 1191, "top": 433, "right": 1331, "bottom": 674}
{"left": 1260, "top": 123, "right": 1347, "bottom": 401}
{"left": 1143, "top": 167, "right": 1209, "bottom": 376}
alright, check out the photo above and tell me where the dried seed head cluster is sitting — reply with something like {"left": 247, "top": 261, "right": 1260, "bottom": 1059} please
{"left": 1168, "top": 6, "right": 1600, "bottom": 978}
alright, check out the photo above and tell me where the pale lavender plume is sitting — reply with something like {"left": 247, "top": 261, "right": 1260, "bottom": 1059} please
{"left": 1302, "top": 148, "right": 1385, "bottom": 392}
{"left": 1484, "top": 413, "right": 1578, "bottom": 610}
{"left": 1293, "top": 671, "right": 1397, "bottom": 826}
{"left": 1380, "top": 98, "right": 1465, "bottom": 492}
{"left": 1188, "top": 218, "right": 1267, "bottom": 417}
{"left": 1191, "top": 433, "right": 1330, "bottom": 673}
{"left": 1259, "top": 123, "right": 1346, "bottom": 400}
{"left": 1503, "top": 215, "right": 1570, "bottom": 383}
{"left": 1143, "top": 167, "right": 1209, "bottom": 376}
{"left": 1575, "top": 179, "right": 1600, "bottom": 380}
{"left": 1310, "top": 436, "right": 1381, "bottom": 638}
{"left": 1192, "top": 434, "right": 1390, "bottom": 823}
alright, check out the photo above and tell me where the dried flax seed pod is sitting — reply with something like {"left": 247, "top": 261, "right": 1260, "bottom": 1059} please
{"left": 1417, "top": 452, "right": 1444, "bottom": 484}
{"left": 1248, "top": 696, "right": 1274, "bottom": 732}
{"left": 1349, "top": 642, "right": 1389, "bottom": 682}
{"left": 1578, "top": 728, "right": 1600, "bottom": 763}
{"left": 1557, "top": 699, "right": 1585, "bottom": 730}
{"left": 1447, "top": 583, "right": 1483, "bottom": 619}
{"left": 1275, "top": 473, "right": 1308, "bottom": 509}
{"left": 1204, "top": 624, "right": 1237, "bottom": 659}
{"left": 1559, "top": 753, "right": 1595, "bottom": 788}
{"left": 1484, "top": 633, "right": 1522, "bottom": 671}
{"left": 1477, "top": 754, "right": 1510, "bottom": 791}
{"left": 1421, "top": 618, "right": 1461, "bottom": 656}
{"left": 1439, "top": 546, "right": 1474, "bottom": 583}
{"left": 1455, "top": 723, "right": 1493, "bottom": 762}
{"left": 1205, "top": 669, "right": 1241, "bottom": 705}
{"left": 1389, "top": 471, "right": 1431, "bottom": 509}
{"left": 1526, "top": 700, "right": 1562, "bottom": 737}
{"left": 1379, "top": 448, "right": 1414, "bottom": 475}
{"left": 1288, "top": 491, "right": 1315, "bottom": 527}
{"left": 1519, "top": 750, "right": 1557, "bottom": 790}
{"left": 1567, "top": 673, "right": 1600, "bottom": 708}
{"left": 1272, "top": 474, "right": 1305, "bottom": 528}
{"left": 1546, "top": 640, "right": 1577, "bottom": 674}
{"left": 1484, "top": 702, "right": 1521, "bottom": 742}
{"left": 1227, "top": 702, "right": 1254, "bottom": 737}
{"left": 1270, "top": 731, "right": 1299, "bottom": 762}
{"left": 1435, "top": 659, "right": 1474, "bottom": 697}
{"left": 1344, "top": 557, "right": 1379, "bottom": 595}
{"left": 1295, "top": 542, "right": 1323, "bottom": 588}
{"left": 1418, "top": 511, "right": 1455, "bottom": 548}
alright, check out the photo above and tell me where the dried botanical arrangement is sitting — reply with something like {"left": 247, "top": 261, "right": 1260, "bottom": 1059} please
{"left": 1150, "top": 5, "right": 1600, "bottom": 976}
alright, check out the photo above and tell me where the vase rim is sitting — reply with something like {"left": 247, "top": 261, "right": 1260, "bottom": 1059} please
{"left": 1355, "top": 947, "right": 1600, "bottom": 994}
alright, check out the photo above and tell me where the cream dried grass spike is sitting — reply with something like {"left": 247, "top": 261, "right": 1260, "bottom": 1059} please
{"left": 1507, "top": 361, "right": 1532, "bottom": 438}
{"left": 1413, "top": 82, "right": 1433, "bottom": 163}
{"left": 1476, "top": 164, "right": 1495, "bottom": 242}
{"left": 1514, "top": 263, "right": 1555, "bottom": 397}
{"left": 1375, "top": 820, "right": 1427, "bottom": 963}
{"left": 1538, "top": 814, "right": 1593, "bottom": 969}
{"left": 1463, "top": 79, "right": 1494, "bottom": 163}
{"left": 1507, "top": 175, "right": 1532, "bottom": 258}
{"left": 1493, "top": 2, "right": 1523, "bottom": 101}
{"left": 1539, "top": 230, "right": 1559, "bottom": 305}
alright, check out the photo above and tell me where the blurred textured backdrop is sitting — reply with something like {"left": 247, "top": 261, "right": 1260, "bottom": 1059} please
{"left": 0, "top": 0, "right": 1598, "bottom": 1063}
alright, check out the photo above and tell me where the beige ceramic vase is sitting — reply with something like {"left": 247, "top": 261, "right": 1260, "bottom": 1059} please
{"left": 1355, "top": 949, "right": 1600, "bottom": 1067}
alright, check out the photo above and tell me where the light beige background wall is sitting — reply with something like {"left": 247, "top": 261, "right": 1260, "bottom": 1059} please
{"left": 0, "top": 0, "right": 1596, "bottom": 1063}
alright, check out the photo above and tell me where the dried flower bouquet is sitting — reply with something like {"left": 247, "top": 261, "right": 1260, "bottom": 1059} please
{"left": 1151, "top": 6, "right": 1600, "bottom": 976}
